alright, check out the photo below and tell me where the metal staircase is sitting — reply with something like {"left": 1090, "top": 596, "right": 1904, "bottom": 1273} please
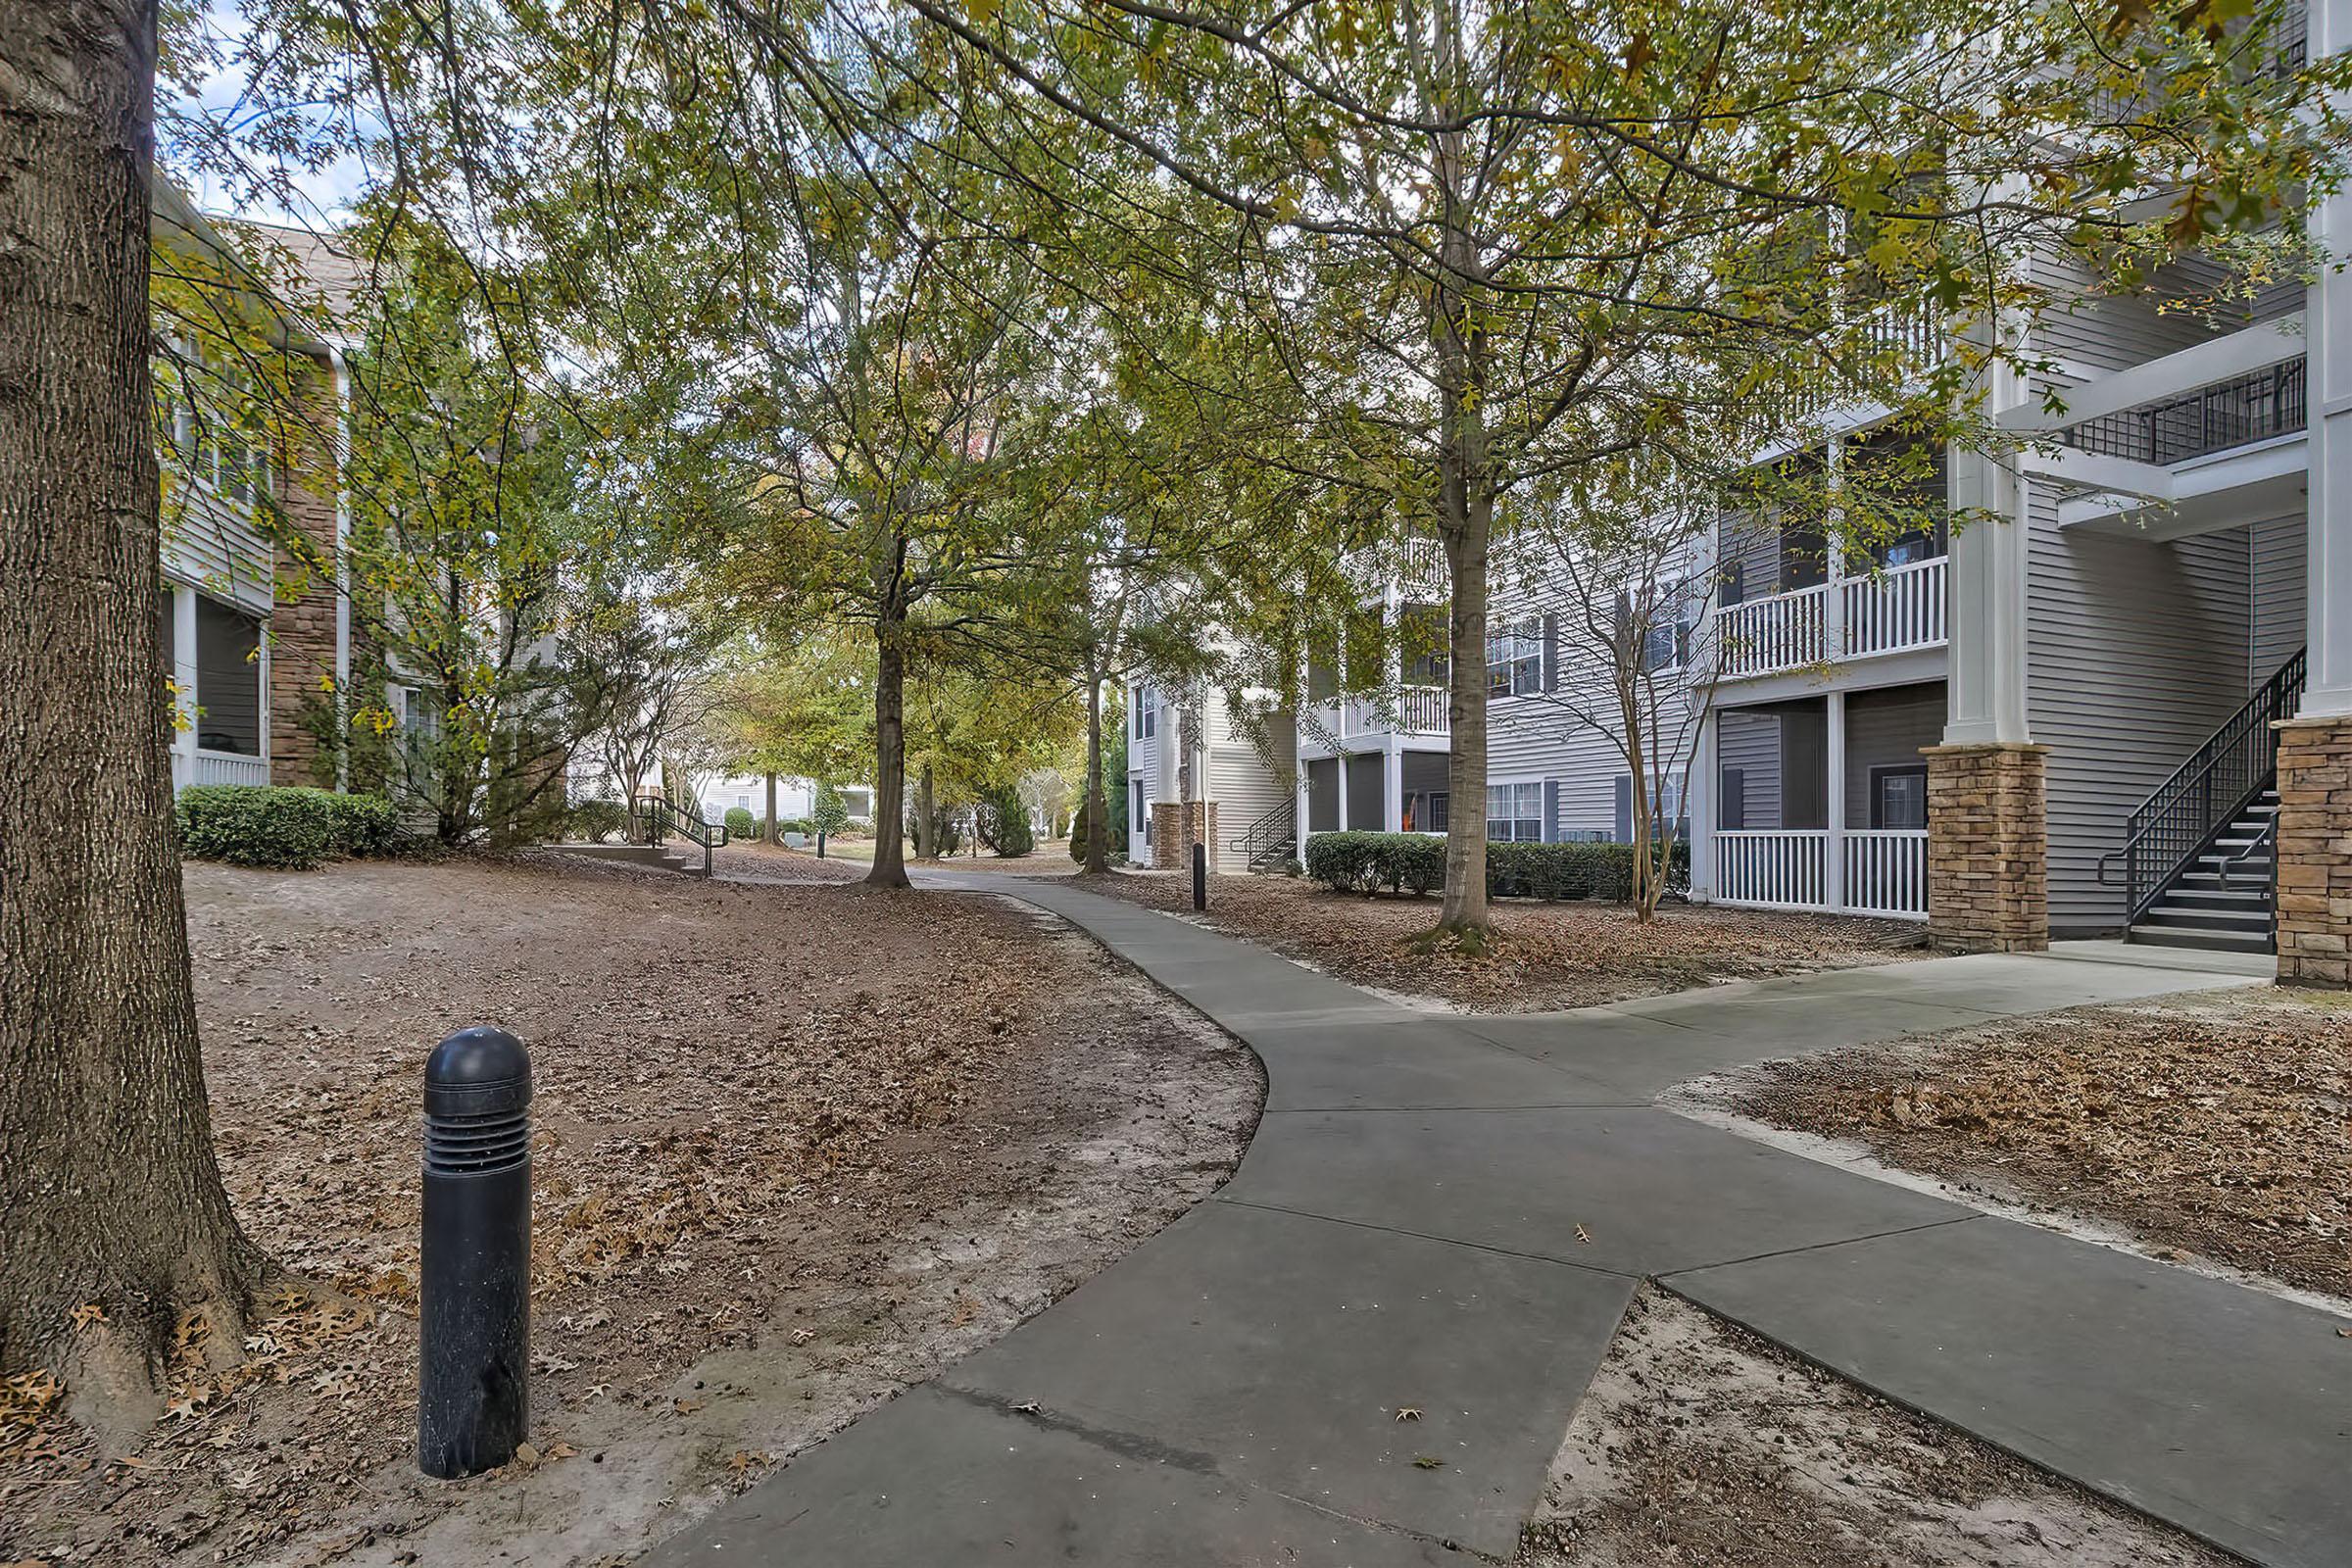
{"left": 634, "top": 794, "right": 730, "bottom": 878}
{"left": 1228, "top": 798, "right": 1298, "bottom": 874}
{"left": 2105, "top": 649, "right": 2301, "bottom": 953}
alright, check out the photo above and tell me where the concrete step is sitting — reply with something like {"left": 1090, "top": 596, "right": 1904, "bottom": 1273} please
{"left": 2139, "top": 903, "right": 2273, "bottom": 932}
{"left": 2128, "top": 922, "right": 2274, "bottom": 953}
{"left": 546, "top": 843, "right": 696, "bottom": 874}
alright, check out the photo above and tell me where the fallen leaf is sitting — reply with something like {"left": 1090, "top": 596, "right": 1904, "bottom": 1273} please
{"left": 1394, "top": 1406, "right": 1422, "bottom": 1422}
{"left": 1574, "top": 1223, "right": 1593, "bottom": 1245}
{"left": 1412, "top": 1454, "right": 1445, "bottom": 1469}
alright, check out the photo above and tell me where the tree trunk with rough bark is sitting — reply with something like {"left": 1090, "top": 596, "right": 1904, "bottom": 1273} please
{"left": 763, "top": 771, "right": 776, "bottom": 844}
{"left": 866, "top": 628, "right": 910, "bottom": 887}
{"left": 0, "top": 0, "right": 268, "bottom": 1441}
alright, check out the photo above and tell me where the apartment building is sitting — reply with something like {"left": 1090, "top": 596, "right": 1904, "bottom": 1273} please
{"left": 154, "top": 185, "right": 365, "bottom": 795}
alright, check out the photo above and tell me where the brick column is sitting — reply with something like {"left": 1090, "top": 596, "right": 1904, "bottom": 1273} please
{"left": 1922, "top": 742, "right": 2048, "bottom": 953}
{"left": 1150, "top": 802, "right": 1219, "bottom": 872}
{"left": 2275, "top": 717, "right": 2352, "bottom": 989}
{"left": 270, "top": 359, "right": 346, "bottom": 787}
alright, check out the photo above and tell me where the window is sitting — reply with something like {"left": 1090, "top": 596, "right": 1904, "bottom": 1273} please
{"left": 1486, "top": 621, "right": 1541, "bottom": 698}
{"left": 160, "top": 338, "right": 271, "bottom": 511}
{"left": 1133, "top": 687, "right": 1156, "bottom": 740}
{"left": 1399, "top": 603, "right": 1449, "bottom": 687}
{"left": 1871, "top": 764, "right": 1929, "bottom": 829}
{"left": 1401, "top": 790, "right": 1449, "bottom": 834}
{"left": 1486, "top": 781, "right": 1544, "bottom": 842}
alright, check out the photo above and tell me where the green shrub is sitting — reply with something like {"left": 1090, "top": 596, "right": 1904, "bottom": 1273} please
{"left": 1303, "top": 831, "right": 1689, "bottom": 903}
{"left": 1068, "top": 797, "right": 1093, "bottom": 861}
{"left": 777, "top": 815, "right": 815, "bottom": 837}
{"left": 1302, "top": 830, "right": 1445, "bottom": 895}
{"left": 177, "top": 785, "right": 390, "bottom": 869}
{"left": 567, "top": 796, "right": 629, "bottom": 843}
{"left": 976, "top": 787, "right": 1035, "bottom": 857}
{"left": 724, "top": 806, "right": 758, "bottom": 840}
{"left": 321, "top": 792, "right": 401, "bottom": 857}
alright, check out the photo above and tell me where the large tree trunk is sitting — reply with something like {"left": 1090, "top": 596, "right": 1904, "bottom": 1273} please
{"left": 763, "top": 770, "right": 777, "bottom": 844}
{"left": 866, "top": 626, "right": 910, "bottom": 888}
{"left": 913, "top": 762, "right": 936, "bottom": 859}
{"left": 1082, "top": 664, "right": 1109, "bottom": 872}
{"left": 0, "top": 0, "right": 267, "bottom": 1441}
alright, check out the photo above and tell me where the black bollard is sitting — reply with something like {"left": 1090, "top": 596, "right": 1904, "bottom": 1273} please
{"left": 418, "top": 1026, "right": 532, "bottom": 1479}
{"left": 1193, "top": 840, "right": 1208, "bottom": 910}
{"left": 816, "top": 830, "right": 827, "bottom": 858}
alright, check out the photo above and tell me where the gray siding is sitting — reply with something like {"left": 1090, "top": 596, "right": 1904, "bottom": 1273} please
{"left": 2025, "top": 493, "right": 2254, "bottom": 931}
{"left": 2030, "top": 250, "right": 2223, "bottom": 374}
{"left": 2249, "top": 514, "right": 2306, "bottom": 680}
{"left": 1844, "top": 683, "right": 1945, "bottom": 825}
{"left": 1717, "top": 707, "right": 1784, "bottom": 830}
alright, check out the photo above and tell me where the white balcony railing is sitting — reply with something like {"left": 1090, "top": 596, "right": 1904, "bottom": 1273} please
{"left": 1841, "top": 829, "right": 1930, "bottom": 917}
{"left": 175, "top": 748, "right": 270, "bottom": 791}
{"left": 1716, "top": 555, "right": 1946, "bottom": 679}
{"left": 1715, "top": 829, "right": 1829, "bottom": 908}
{"left": 1717, "top": 584, "right": 1829, "bottom": 678}
{"left": 1840, "top": 556, "right": 1946, "bottom": 660}
{"left": 1714, "top": 828, "right": 1927, "bottom": 919}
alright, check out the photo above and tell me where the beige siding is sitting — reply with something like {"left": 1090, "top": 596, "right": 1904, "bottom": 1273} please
{"left": 1211, "top": 697, "right": 1296, "bottom": 858}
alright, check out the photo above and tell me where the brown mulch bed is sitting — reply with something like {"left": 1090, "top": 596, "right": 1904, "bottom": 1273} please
{"left": 1518, "top": 1287, "right": 2230, "bottom": 1567}
{"left": 0, "top": 858, "right": 1259, "bottom": 1568}
{"left": 1085, "top": 870, "right": 1924, "bottom": 1012}
{"left": 1714, "top": 989, "right": 2350, "bottom": 1298}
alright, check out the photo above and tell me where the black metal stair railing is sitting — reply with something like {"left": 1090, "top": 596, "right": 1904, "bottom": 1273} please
{"left": 1229, "top": 797, "right": 1298, "bottom": 872}
{"left": 635, "top": 793, "right": 731, "bottom": 878}
{"left": 2101, "top": 648, "right": 2304, "bottom": 924}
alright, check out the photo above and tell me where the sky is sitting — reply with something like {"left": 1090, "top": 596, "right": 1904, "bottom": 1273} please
{"left": 163, "top": 0, "right": 376, "bottom": 231}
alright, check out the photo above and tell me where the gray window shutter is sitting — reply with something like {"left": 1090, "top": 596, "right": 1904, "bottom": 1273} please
{"left": 1613, "top": 775, "right": 1633, "bottom": 844}
{"left": 1542, "top": 614, "right": 1560, "bottom": 691}
{"left": 1543, "top": 779, "right": 1560, "bottom": 843}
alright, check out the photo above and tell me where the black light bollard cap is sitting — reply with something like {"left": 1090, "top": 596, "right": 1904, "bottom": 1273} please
{"left": 423, "top": 1026, "right": 532, "bottom": 1119}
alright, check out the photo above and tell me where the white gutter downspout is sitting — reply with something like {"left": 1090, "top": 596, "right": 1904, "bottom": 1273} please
{"left": 326, "top": 341, "right": 355, "bottom": 791}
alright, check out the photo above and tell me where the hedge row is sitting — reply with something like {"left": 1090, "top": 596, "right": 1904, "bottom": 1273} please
{"left": 177, "top": 785, "right": 401, "bottom": 870}
{"left": 1303, "top": 830, "right": 1690, "bottom": 903}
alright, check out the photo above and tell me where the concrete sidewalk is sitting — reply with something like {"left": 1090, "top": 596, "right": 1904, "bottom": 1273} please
{"left": 645, "top": 882, "right": 2348, "bottom": 1568}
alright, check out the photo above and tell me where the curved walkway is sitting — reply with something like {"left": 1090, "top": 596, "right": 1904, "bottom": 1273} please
{"left": 646, "top": 878, "right": 2348, "bottom": 1568}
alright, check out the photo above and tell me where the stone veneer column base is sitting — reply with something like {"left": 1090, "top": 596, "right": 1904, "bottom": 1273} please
{"left": 1150, "top": 802, "right": 1219, "bottom": 872}
{"left": 2275, "top": 716, "right": 2352, "bottom": 989}
{"left": 1922, "top": 742, "right": 2049, "bottom": 954}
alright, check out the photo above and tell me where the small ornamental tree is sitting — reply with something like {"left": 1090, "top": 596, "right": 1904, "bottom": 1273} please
{"left": 811, "top": 782, "right": 851, "bottom": 838}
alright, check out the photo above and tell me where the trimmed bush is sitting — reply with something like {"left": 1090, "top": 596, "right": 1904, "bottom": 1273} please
{"left": 1303, "top": 830, "right": 1446, "bottom": 896}
{"left": 567, "top": 796, "right": 629, "bottom": 844}
{"left": 724, "top": 806, "right": 758, "bottom": 840}
{"left": 177, "top": 785, "right": 399, "bottom": 869}
{"left": 1068, "top": 797, "right": 1093, "bottom": 861}
{"left": 1304, "top": 831, "right": 1690, "bottom": 904}
{"left": 811, "top": 782, "right": 851, "bottom": 837}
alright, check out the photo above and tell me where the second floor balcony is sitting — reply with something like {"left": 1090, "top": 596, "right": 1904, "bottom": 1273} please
{"left": 1715, "top": 554, "right": 1948, "bottom": 681}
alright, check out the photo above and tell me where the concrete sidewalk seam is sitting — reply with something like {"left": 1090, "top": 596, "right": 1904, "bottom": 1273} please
{"left": 1211, "top": 1196, "right": 1645, "bottom": 1282}
{"left": 1649, "top": 1214, "right": 1984, "bottom": 1281}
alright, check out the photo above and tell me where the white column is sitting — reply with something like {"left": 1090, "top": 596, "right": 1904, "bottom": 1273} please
{"left": 256, "top": 625, "right": 272, "bottom": 778}
{"left": 2304, "top": 0, "right": 2352, "bottom": 717}
{"left": 1824, "top": 435, "right": 1847, "bottom": 662}
{"left": 1942, "top": 410, "right": 2033, "bottom": 743}
{"left": 1336, "top": 754, "right": 1349, "bottom": 831}
{"left": 1825, "top": 690, "right": 1848, "bottom": 911}
{"left": 1384, "top": 738, "right": 1404, "bottom": 831}
{"left": 1689, "top": 706, "right": 1719, "bottom": 902}
{"left": 171, "top": 584, "right": 199, "bottom": 789}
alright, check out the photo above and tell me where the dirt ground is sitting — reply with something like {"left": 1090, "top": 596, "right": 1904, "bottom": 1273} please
{"left": 0, "top": 858, "right": 1261, "bottom": 1568}
{"left": 1086, "top": 870, "right": 1924, "bottom": 1011}
{"left": 1696, "top": 988, "right": 2349, "bottom": 1299}
{"left": 1518, "top": 1287, "right": 2231, "bottom": 1567}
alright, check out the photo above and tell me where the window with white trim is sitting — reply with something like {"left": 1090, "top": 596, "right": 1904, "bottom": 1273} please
{"left": 1133, "top": 687, "right": 1156, "bottom": 739}
{"left": 1486, "top": 620, "right": 1541, "bottom": 698}
{"left": 1486, "top": 781, "right": 1544, "bottom": 842}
